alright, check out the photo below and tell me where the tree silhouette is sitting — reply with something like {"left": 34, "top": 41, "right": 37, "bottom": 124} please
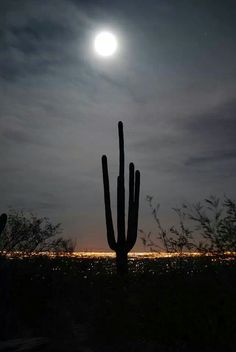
{"left": 102, "top": 121, "right": 140, "bottom": 274}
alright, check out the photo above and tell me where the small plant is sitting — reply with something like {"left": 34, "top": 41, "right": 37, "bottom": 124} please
{"left": 187, "top": 196, "right": 236, "bottom": 254}
{"left": 140, "top": 196, "right": 196, "bottom": 253}
{"left": 102, "top": 121, "right": 140, "bottom": 274}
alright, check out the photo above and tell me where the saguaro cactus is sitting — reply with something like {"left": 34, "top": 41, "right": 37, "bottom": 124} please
{"left": 102, "top": 121, "right": 140, "bottom": 274}
{"left": 0, "top": 213, "right": 7, "bottom": 235}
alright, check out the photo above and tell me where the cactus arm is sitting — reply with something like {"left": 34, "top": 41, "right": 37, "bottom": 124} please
{"left": 101, "top": 155, "right": 117, "bottom": 251}
{"left": 128, "top": 163, "right": 135, "bottom": 205}
{"left": 0, "top": 213, "right": 7, "bottom": 235}
{"left": 133, "top": 169, "right": 141, "bottom": 243}
{"left": 126, "top": 170, "right": 140, "bottom": 252}
{"left": 134, "top": 170, "right": 140, "bottom": 224}
{"left": 117, "top": 175, "right": 126, "bottom": 247}
{"left": 117, "top": 121, "right": 125, "bottom": 246}
{"left": 126, "top": 163, "right": 135, "bottom": 250}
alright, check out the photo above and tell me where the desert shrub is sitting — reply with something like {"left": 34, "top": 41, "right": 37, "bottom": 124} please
{"left": 140, "top": 195, "right": 236, "bottom": 254}
{"left": 0, "top": 209, "right": 75, "bottom": 253}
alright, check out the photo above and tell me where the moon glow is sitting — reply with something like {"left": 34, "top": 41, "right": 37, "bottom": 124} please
{"left": 94, "top": 31, "right": 118, "bottom": 57}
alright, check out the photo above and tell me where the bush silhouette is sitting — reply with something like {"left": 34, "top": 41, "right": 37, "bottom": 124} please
{"left": 141, "top": 195, "right": 236, "bottom": 255}
{"left": 0, "top": 209, "right": 74, "bottom": 253}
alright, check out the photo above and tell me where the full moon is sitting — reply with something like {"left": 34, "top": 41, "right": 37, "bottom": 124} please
{"left": 94, "top": 31, "right": 118, "bottom": 58}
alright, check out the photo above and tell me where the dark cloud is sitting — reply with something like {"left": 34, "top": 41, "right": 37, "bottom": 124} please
{"left": 180, "top": 99, "right": 236, "bottom": 166}
{"left": 133, "top": 98, "right": 236, "bottom": 156}
{"left": 183, "top": 99, "right": 236, "bottom": 140}
{"left": 185, "top": 150, "right": 236, "bottom": 166}
{"left": 2, "top": 126, "right": 38, "bottom": 145}
{"left": 0, "top": 0, "right": 90, "bottom": 80}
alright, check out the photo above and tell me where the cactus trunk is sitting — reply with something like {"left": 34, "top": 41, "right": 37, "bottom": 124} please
{"left": 116, "top": 249, "right": 128, "bottom": 275}
{"left": 102, "top": 121, "right": 141, "bottom": 275}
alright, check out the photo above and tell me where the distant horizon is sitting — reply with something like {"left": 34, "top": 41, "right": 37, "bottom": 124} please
{"left": 3, "top": 250, "right": 236, "bottom": 258}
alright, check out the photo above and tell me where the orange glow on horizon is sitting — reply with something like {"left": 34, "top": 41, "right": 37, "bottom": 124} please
{"left": 1, "top": 251, "right": 236, "bottom": 259}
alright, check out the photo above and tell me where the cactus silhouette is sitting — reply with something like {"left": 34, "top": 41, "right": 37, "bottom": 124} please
{"left": 0, "top": 213, "right": 7, "bottom": 236}
{"left": 102, "top": 121, "right": 140, "bottom": 274}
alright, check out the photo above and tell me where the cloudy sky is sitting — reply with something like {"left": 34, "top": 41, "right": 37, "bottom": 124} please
{"left": 1, "top": 0, "right": 236, "bottom": 250}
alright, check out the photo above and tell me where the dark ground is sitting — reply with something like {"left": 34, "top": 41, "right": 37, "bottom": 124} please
{"left": 0, "top": 255, "right": 235, "bottom": 352}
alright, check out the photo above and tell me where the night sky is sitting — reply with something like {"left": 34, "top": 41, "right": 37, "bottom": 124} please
{"left": 1, "top": 0, "right": 236, "bottom": 250}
